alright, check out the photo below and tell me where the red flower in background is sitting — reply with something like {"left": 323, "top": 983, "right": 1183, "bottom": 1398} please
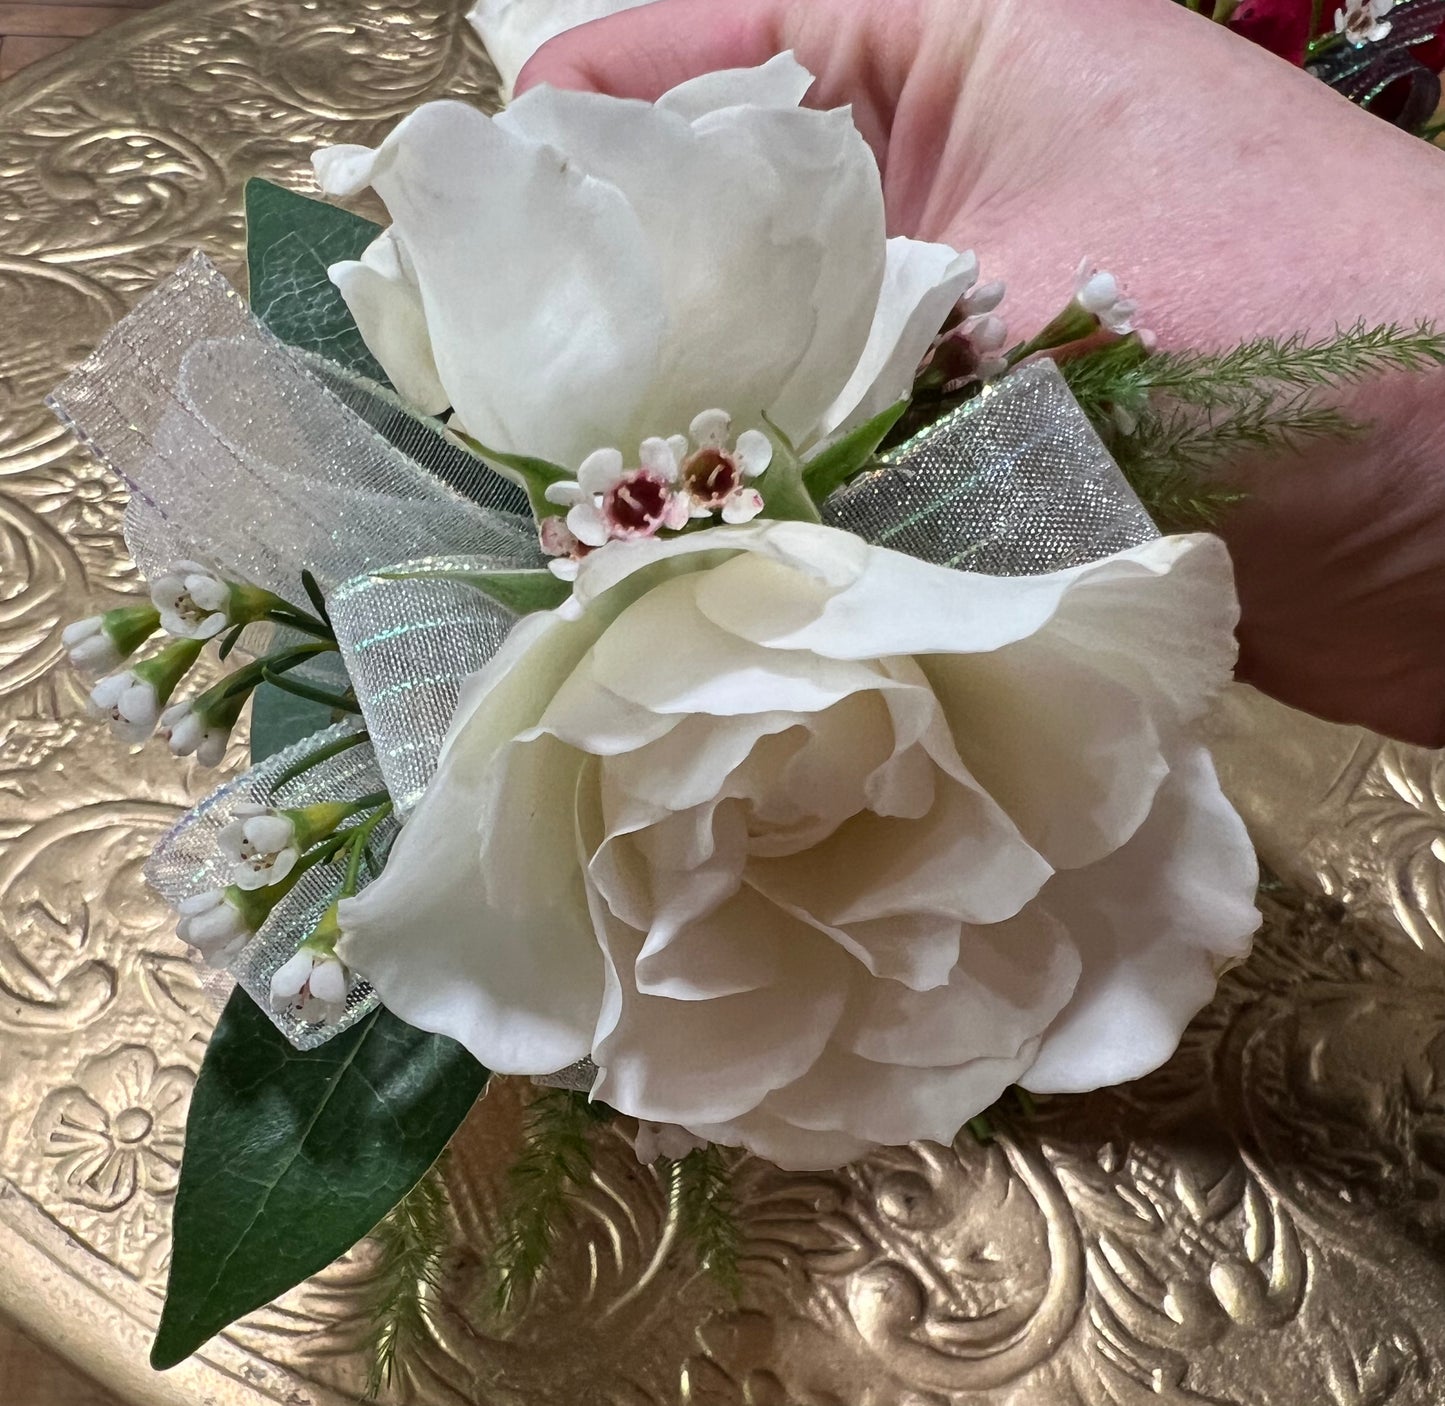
{"left": 1222, "top": 0, "right": 1317, "bottom": 64}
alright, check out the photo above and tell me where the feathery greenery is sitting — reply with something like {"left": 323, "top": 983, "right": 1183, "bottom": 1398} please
{"left": 1067, "top": 321, "right": 1445, "bottom": 417}
{"left": 490, "top": 1088, "right": 604, "bottom": 1314}
{"left": 363, "top": 1161, "right": 451, "bottom": 1400}
{"left": 1059, "top": 321, "right": 1445, "bottom": 529}
{"left": 671, "top": 1145, "right": 742, "bottom": 1298}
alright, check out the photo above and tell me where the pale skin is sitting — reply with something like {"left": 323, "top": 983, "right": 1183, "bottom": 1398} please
{"left": 520, "top": 0, "right": 1445, "bottom": 746}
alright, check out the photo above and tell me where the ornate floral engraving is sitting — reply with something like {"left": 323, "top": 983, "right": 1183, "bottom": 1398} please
{"left": 32, "top": 1047, "right": 192, "bottom": 1275}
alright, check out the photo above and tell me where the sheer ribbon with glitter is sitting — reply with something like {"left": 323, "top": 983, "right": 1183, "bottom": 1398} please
{"left": 49, "top": 256, "right": 1157, "bottom": 1048}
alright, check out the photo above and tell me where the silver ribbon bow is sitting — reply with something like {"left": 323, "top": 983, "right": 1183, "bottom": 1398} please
{"left": 49, "top": 255, "right": 1156, "bottom": 1048}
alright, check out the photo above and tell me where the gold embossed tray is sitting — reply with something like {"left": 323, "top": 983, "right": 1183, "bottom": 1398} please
{"left": 4, "top": 3, "right": 1445, "bottom": 1401}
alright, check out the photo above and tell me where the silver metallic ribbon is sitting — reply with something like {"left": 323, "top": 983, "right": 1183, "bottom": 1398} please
{"left": 52, "top": 256, "right": 1157, "bottom": 1049}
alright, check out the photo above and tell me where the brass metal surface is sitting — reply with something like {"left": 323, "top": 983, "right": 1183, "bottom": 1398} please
{"left": 2, "top": 2, "right": 1445, "bottom": 1402}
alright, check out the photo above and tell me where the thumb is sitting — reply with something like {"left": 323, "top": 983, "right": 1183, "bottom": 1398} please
{"left": 515, "top": 0, "right": 788, "bottom": 101}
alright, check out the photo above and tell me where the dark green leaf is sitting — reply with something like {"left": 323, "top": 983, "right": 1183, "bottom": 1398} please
{"left": 250, "top": 680, "right": 336, "bottom": 764}
{"left": 245, "top": 177, "right": 386, "bottom": 381}
{"left": 452, "top": 431, "right": 572, "bottom": 519}
{"left": 801, "top": 399, "right": 909, "bottom": 502}
{"left": 753, "top": 416, "right": 822, "bottom": 525}
{"left": 376, "top": 566, "right": 571, "bottom": 615}
{"left": 151, "top": 992, "right": 488, "bottom": 1369}
{"left": 300, "top": 568, "right": 331, "bottom": 626}
{"left": 216, "top": 622, "right": 246, "bottom": 662}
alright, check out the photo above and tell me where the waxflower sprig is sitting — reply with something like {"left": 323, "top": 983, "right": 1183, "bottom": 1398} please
{"left": 174, "top": 792, "right": 390, "bottom": 993}
{"left": 269, "top": 799, "right": 393, "bottom": 1025}
{"left": 70, "top": 559, "right": 344, "bottom": 762}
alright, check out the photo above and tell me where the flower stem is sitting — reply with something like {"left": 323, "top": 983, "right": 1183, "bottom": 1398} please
{"left": 264, "top": 608, "right": 336, "bottom": 642}
{"left": 342, "top": 802, "right": 393, "bottom": 896}
{"left": 209, "top": 640, "right": 336, "bottom": 704}
{"left": 260, "top": 667, "right": 361, "bottom": 715}
{"left": 268, "top": 729, "right": 370, "bottom": 790}
{"left": 1307, "top": 30, "right": 1344, "bottom": 58}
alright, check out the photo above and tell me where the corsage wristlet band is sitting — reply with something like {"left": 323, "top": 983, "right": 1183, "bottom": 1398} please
{"left": 46, "top": 45, "right": 1445, "bottom": 1383}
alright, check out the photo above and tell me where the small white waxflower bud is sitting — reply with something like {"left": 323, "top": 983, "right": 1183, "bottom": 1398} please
{"left": 63, "top": 604, "right": 163, "bottom": 677}
{"left": 270, "top": 947, "right": 351, "bottom": 1024}
{"left": 175, "top": 888, "right": 253, "bottom": 966}
{"left": 87, "top": 637, "right": 204, "bottom": 745}
{"left": 159, "top": 700, "right": 232, "bottom": 767}
{"left": 88, "top": 670, "right": 161, "bottom": 744}
{"left": 963, "top": 277, "right": 1006, "bottom": 319}
{"left": 150, "top": 560, "right": 234, "bottom": 640}
{"left": 63, "top": 618, "right": 120, "bottom": 676}
{"left": 1073, "top": 260, "right": 1138, "bottom": 337}
{"left": 217, "top": 804, "right": 302, "bottom": 890}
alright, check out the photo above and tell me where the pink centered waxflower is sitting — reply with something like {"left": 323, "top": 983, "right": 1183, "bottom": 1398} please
{"left": 1335, "top": 0, "right": 1394, "bottom": 45}
{"left": 546, "top": 439, "right": 690, "bottom": 549}
{"left": 676, "top": 409, "right": 771, "bottom": 525}
{"left": 539, "top": 515, "right": 591, "bottom": 582}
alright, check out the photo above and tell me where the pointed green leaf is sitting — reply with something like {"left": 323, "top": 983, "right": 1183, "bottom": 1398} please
{"left": 753, "top": 415, "right": 822, "bottom": 525}
{"left": 376, "top": 566, "right": 572, "bottom": 615}
{"left": 151, "top": 991, "right": 488, "bottom": 1369}
{"left": 249, "top": 680, "right": 336, "bottom": 765}
{"left": 245, "top": 177, "right": 386, "bottom": 381}
{"left": 801, "top": 399, "right": 909, "bottom": 503}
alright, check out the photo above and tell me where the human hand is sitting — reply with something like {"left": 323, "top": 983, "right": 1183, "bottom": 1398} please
{"left": 520, "top": 0, "right": 1445, "bottom": 746}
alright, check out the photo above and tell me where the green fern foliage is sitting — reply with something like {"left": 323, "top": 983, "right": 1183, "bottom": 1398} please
{"left": 1060, "top": 321, "right": 1445, "bottom": 529}
{"left": 490, "top": 1088, "right": 602, "bottom": 1314}
{"left": 363, "top": 1161, "right": 451, "bottom": 1400}
{"left": 672, "top": 1145, "right": 743, "bottom": 1297}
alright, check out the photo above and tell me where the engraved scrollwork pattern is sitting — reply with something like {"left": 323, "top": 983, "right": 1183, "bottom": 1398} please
{"left": 4, "top": 3, "right": 1445, "bottom": 1404}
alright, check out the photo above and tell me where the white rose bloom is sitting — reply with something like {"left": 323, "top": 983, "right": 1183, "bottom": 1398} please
{"left": 339, "top": 523, "right": 1259, "bottom": 1171}
{"left": 312, "top": 56, "right": 980, "bottom": 472}
{"left": 467, "top": 0, "right": 658, "bottom": 101}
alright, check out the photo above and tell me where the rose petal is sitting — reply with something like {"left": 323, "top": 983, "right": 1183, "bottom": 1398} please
{"left": 328, "top": 231, "right": 450, "bottom": 415}
{"left": 1020, "top": 745, "right": 1259, "bottom": 1094}
{"left": 837, "top": 907, "right": 1080, "bottom": 1068}
{"left": 467, "top": 0, "right": 657, "bottom": 101}
{"left": 762, "top": 1043, "right": 1032, "bottom": 1148}
{"left": 682, "top": 1108, "right": 874, "bottom": 1172}
{"left": 586, "top": 571, "right": 890, "bottom": 719}
{"left": 655, "top": 52, "right": 815, "bottom": 122}
{"left": 591, "top": 901, "right": 851, "bottom": 1125}
{"left": 322, "top": 100, "right": 665, "bottom": 467}
{"left": 499, "top": 89, "right": 883, "bottom": 447}
{"left": 697, "top": 528, "right": 1228, "bottom": 668}
{"left": 922, "top": 642, "right": 1169, "bottom": 871}
{"left": 339, "top": 733, "right": 603, "bottom": 1074}
{"left": 749, "top": 769, "right": 1052, "bottom": 987}
{"left": 821, "top": 238, "right": 981, "bottom": 436}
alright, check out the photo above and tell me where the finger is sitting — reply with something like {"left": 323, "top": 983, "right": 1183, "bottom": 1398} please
{"left": 516, "top": 0, "right": 787, "bottom": 102}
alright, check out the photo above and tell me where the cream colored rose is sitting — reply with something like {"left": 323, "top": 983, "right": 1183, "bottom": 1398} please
{"left": 338, "top": 522, "right": 1258, "bottom": 1170}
